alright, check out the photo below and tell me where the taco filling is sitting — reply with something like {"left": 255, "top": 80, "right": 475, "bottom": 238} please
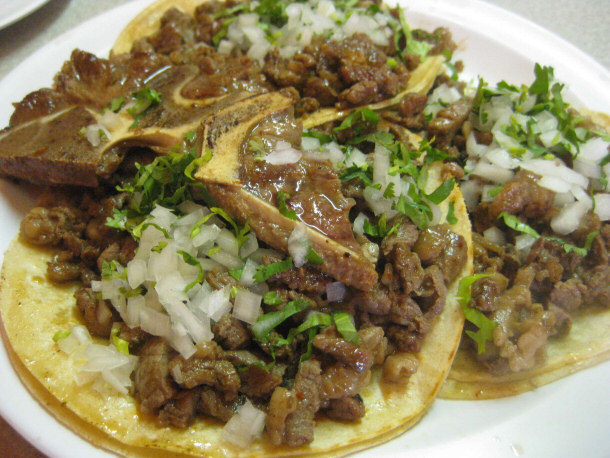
{"left": 0, "top": 0, "right": 473, "bottom": 455}
{"left": 422, "top": 65, "right": 610, "bottom": 397}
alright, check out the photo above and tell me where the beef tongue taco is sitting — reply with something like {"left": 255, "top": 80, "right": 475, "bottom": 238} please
{"left": 0, "top": 0, "right": 473, "bottom": 454}
{"left": 430, "top": 65, "right": 610, "bottom": 399}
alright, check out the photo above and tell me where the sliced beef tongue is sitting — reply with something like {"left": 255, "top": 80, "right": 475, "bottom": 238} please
{"left": 196, "top": 93, "right": 378, "bottom": 290}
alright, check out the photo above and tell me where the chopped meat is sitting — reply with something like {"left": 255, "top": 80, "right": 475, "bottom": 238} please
{"left": 168, "top": 355, "right": 240, "bottom": 397}
{"left": 471, "top": 273, "right": 509, "bottom": 312}
{"left": 413, "top": 224, "right": 468, "bottom": 284}
{"left": 357, "top": 326, "right": 388, "bottom": 365}
{"left": 319, "top": 363, "right": 371, "bottom": 400}
{"left": 488, "top": 170, "right": 555, "bottom": 221}
{"left": 198, "top": 387, "right": 238, "bottom": 423}
{"left": 582, "top": 265, "right": 610, "bottom": 308}
{"left": 134, "top": 338, "right": 177, "bottom": 414}
{"left": 158, "top": 389, "right": 200, "bottom": 428}
{"left": 312, "top": 329, "right": 373, "bottom": 372}
{"left": 427, "top": 99, "right": 471, "bottom": 151}
{"left": 323, "top": 395, "right": 365, "bottom": 422}
{"left": 549, "top": 278, "right": 586, "bottom": 312}
{"left": 351, "top": 284, "right": 393, "bottom": 315}
{"left": 266, "top": 387, "right": 298, "bottom": 446}
{"left": 213, "top": 316, "right": 250, "bottom": 350}
{"left": 20, "top": 206, "right": 83, "bottom": 246}
{"left": 74, "top": 287, "right": 116, "bottom": 337}
{"left": 284, "top": 359, "right": 322, "bottom": 447}
{"left": 382, "top": 353, "right": 419, "bottom": 383}
{"left": 238, "top": 365, "right": 282, "bottom": 398}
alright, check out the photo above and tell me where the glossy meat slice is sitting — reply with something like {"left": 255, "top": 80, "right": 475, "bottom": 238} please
{"left": 195, "top": 93, "right": 378, "bottom": 290}
{"left": 0, "top": 52, "right": 252, "bottom": 186}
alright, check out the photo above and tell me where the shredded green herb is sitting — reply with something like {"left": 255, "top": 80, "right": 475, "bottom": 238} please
{"left": 457, "top": 274, "right": 497, "bottom": 354}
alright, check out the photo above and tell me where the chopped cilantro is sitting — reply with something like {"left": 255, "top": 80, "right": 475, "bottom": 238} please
{"left": 126, "top": 87, "right": 162, "bottom": 129}
{"left": 252, "top": 299, "right": 311, "bottom": 343}
{"left": 53, "top": 330, "right": 71, "bottom": 342}
{"left": 446, "top": 200, "right": 457, "bottom": 225}
{"left": 332, "top": 312, "right": 361, "bottom": 345}
{"left": 457, "top": 274, "right": 497, "bottom": 354}
{"left": 253, "top": 257, "right": 293, "bottom": 283}
{"left": 277, "top": 191, "right": 297, "bottom": 220}
{"left": 263, "top": 291, "right": 282, "bottom": 306}
{"left": 111, "top": 327, "right": 130, "bottom": 355}
{"left": 305, "top": 247, "right": 324, "bottom": 266}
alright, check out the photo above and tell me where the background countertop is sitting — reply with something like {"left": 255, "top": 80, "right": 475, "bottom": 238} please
{"left": 0, "top": 0, "right": 608, "bottom": 456}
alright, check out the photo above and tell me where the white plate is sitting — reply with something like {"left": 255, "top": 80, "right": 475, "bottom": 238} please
{"left": 0, "top": 0, "right": 52, "bottom": 31}
{"left": 0, "top": 1, "right": 609, "bottom": 457}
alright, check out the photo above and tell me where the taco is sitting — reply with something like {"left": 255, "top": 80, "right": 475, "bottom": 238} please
{"left": 430, "top": 66, "right": 610, "bottom": 399}
{"left": 0, "top": 1, "right": 473, "bottom": 454}
{"left": 111, "top": 0, "right": 447, "bottom": 129}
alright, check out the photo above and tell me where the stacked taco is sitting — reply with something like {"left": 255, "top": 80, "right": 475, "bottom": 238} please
{"left": 0, "top": 0, "right": 475, "bottom": 455}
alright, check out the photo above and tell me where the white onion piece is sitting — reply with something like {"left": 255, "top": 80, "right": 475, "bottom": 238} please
{"left": 471, "top": 161, "right": 514, "bottom": 184}
{"left": 537, "top": 175, "right": 572, "bottom": 194}
{"left": 521, "top": 159, "right": 589, "bottom": 189}
{"left": 85, "top": 124, "right": 111, "bottom": 147}
{"left": 166, "top": 331, "right": 196, "bottom": 359}
{"left": 344, "top": 147, "right": 367, "bottom": 168}
{"left": 485, "top": 148, "right": 518, "bottom": 170}
{"left": 239, "top": 258, "right": 259, "bottom": 287}
{"left": 553, "top": 191, "right": 575, "bottom": 207}
{"left": 483, "top": 226, "right": 507, "bottom": 246}
{"left": 81, "top": 344, "right": 135, "bottom": 372}
{"left": 301, "top": 136, "right": 321, "bottom": 151}
{"left": 192, "top": 224, "right": 222, "bottom": 248}
{"left": 265, "top": 141, "right": 302, "bottom": 165}
{"left": 99, "top": 110, "right": 123, "bottom": 131}
{"left": 217, "top": 39, "right": 234, "bottom": 55}
{"left": 239, "top": 233, "right": 259, "bottom": 259}
{"left": 205, "top": 286, "right": 232, "bottom": 321}
{"left": 353, "top": 213, "right": 367, "bottom": 236}
{"left": 550, "top": 201, "right": 589, "bottom": 235}
{"left": 209, "top": 249, "right": 243, "bottom": 270}
{"left": 288, "top": 223, "right": 309, "bottom": 267}
{"left": 127, "top": 259, "right": 147, "bottom": 289}
{"left": 594, "top": 193, "right": 610, "bottom": 220}
{"left": 126, "top": 296, "right": 145, "bottom": 328}
{"left": 233, "top": 289, "right": 262, "bottom": 324}
{"left": 326, "top": 282, "right": 346, "bottom": 302}
{"left": 465, "top": 131, "right": 488, "bottom": 158}
{"left": 139, "top": 306, "right": 171, "bottom": 337}
{"left": 216, "top": 229, "right": 239, "bottom": 257}
{"left": 574, "top": 159, "right": 602, "bottom": 179}
{"left": 222, "top": 400, "right": 266, "bottom": 448}
{"left": 579, "top": 137, "right": 610, "bottom": 162}
{"left": 460, "top": 180, "right": 482, "bottom": 211}
{"left": 515, "top": 234, "right": 537, "bottom": 252}
{"left": 101, "top": 369, "right": 128, "bottom": 395}
{"left": 150, "top": 205, "right": 177, "bottom": 231}
{"left": 90, "top": 280, "right": 102, "bottom": 293}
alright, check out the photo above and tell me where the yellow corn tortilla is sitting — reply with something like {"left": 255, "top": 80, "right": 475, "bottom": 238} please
{"left": 440, "top": 306, "right": 610, "bottom": 400}
{"left": 0, "top": 163, "right": 472, "bottom": 457}
{"left": 111, "top": 0, "right": 446, "bottom": 130}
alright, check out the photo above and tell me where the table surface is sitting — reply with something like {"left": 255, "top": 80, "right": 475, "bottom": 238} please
{"left": 0, "top": 0, "right": 608, "bottom": 456}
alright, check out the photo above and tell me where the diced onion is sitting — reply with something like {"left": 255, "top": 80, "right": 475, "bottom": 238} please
{"left": 265, "top": 141, "right": 302, "bottom": 165}
{"left": 287, "top": 223, "right": 310, "bottom": 267}
{"left": 222, "top": 400, "right": 266, "bottom": 448}
{"left": 594, "top": 193, "right": 610, "bottom": 221}
{"left": 233, "top": 289, "right": 262, "bottom": 325}
{"left": 550, "top": 201, "right": 589, "bottom": 235}
{"left": 483, "top": 226, "right": 506, "bottom": 246}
